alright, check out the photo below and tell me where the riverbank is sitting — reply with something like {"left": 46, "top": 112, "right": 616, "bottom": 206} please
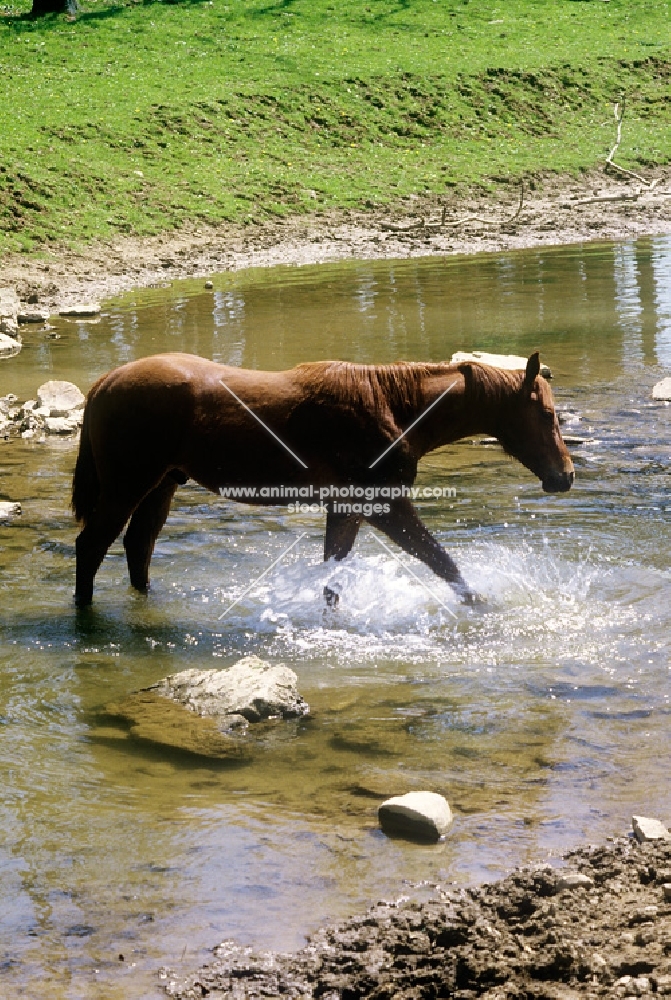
{"left": 2, "top": 171, "right": 671, "bottom": 312}
{"left": 165, "top": 827, "right": 671, "bottom": 999}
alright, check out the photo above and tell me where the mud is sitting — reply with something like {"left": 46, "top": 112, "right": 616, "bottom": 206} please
{"left": 164, "top": 834, "right": 671, "bottom": 1000}
{"left": 2, "top": 171, "right": 671, "bottom": 312}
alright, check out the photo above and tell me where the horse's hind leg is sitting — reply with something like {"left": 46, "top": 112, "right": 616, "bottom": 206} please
{"left": 75, "top": 496, "right": 137, "bottom": 607}
{"left": 366, "top": 497, "right": 474, "bottom": 603}
{"left": 123, "top": 477, "right": 177, "bottom": 593}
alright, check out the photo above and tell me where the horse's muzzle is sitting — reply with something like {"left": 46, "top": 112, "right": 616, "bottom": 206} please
{"left": 542, "top": 470, "right": 574, "bottom": 493}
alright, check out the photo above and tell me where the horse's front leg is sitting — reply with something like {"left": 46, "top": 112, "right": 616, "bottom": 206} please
{"left": 322, "top": 510, "right": 362, "bottom": 608}
{"left": 365, "top": 498, "right": 475, "bottom": 604}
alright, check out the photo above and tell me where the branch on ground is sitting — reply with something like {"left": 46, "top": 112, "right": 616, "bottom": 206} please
{"left": 381, "top": 182, "right": 524, "bottom": 235}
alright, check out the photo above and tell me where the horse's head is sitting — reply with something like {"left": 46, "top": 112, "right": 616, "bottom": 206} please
{"left": 495, "top": 352, "right": 574, "bottom": 493}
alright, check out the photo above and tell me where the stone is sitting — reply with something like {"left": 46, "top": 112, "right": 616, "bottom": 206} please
{"left": 557, "top": 871, "right": 595, "bottom": 891}
{"left": 106, "top": 656, "right": 308, "bottom": 759}
{"left": 632, "top": 815, "right": 671, "bottom": 843}
{"left": 147, "top": 655, "right": 309, "bottom": 723}
{"left": 58, "top": 303, "right": 101, "bottom": 317}
{"left": 652, "top": 377, "right": 671, "bottom": 401}
{"left": 451, "top": 350, "right": 552, "bottom": 379}
{"left": 36, "top": 380, "right": 85, "bottom": 416}
{"left": 44, "top": 413, "right": 83, "bottom": 434}
{"left": 204, "top": 280, "right": 214, "bottom": 289}
{"left": 0, "top": 501, "right": 21, "bottom": 520}
{"left": 0, "top": 333, "right": 21, "bottom": 358}
{"left": 378, "top": 791, "right": 452, "bottom": 842}
{"left": 663, "top": 884, "right": 671, "bottom": 902}
{"left": 17, "top": 309, "right": 50, "bottom": 324}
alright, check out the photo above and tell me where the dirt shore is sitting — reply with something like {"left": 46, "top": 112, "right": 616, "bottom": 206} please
{"left": 164, "top": 831, "right": 671, "bottom": 1000}
{"left": 2, "top": 172, "right": 671, "bottom": 310}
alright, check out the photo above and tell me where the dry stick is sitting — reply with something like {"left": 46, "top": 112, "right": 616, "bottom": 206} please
{"left": 381, "top": 181, "right": 524, "bottom": 234}
{"left": 605, "top": 99, "right": 659, "bottom": 189}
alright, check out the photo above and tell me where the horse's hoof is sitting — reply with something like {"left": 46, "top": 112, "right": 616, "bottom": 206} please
{"left": 323, "top": 585, "right": 339, "bottom": 609}
{"left": 462, "top": 591, "right": 486, "bottom": 609}
{"left": 74, "top": 592, "right": 93, "bottom": 609}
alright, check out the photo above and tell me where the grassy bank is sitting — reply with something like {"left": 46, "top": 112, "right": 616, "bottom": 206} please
{"left": 1, "top": 0, "right": 669, "bottom": 254}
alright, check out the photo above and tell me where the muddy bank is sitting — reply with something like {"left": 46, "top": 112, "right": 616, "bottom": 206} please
{"left": 164, "top": 831, "right": 671, "bottom": 999}
{"left": 2, "top": 171, "right": 671, "bottom": 312}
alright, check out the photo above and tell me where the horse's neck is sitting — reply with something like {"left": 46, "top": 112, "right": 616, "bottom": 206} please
{"left": 408, "top": 369, "right": 505, "bottom": 456}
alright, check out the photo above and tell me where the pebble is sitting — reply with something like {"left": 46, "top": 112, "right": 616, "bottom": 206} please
{"left": 378, "top": 791, "right": 452, "bottom": 842}
{"left": 557, "top": 871, "right": 594, "bottom": 891}
{"left": 204, "top": 280, "right": 214, "bottom": 289}
{"left": 663, "top": 883, "right": 671, "bottom": 902}
{"left": 632, "top": 815, "right": 671, "bottom": 843}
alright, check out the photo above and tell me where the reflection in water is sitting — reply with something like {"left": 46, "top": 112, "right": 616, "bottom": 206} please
{"left": 0, "top": 237, "right": 670, "bottom": 998}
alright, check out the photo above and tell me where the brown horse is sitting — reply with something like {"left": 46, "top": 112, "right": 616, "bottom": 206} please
{"left": 72, "top": 351, "right": 574, "bottom": 607}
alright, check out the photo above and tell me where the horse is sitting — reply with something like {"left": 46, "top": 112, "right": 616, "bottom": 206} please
{"left": 71, "top": 351, "right": 574, "bottom": 607}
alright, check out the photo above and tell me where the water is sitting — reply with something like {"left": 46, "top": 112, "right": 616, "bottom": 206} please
{"left": 1, "top": 237, "right": 670, "bottom": 998}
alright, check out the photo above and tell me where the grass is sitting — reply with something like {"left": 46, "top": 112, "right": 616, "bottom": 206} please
{"left": 0, "top": 0, "right": 669, "bottom": 254}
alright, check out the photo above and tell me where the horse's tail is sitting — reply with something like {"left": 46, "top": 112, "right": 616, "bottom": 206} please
{"left": 72, "top": 390, "right": 99, "bottom": 525}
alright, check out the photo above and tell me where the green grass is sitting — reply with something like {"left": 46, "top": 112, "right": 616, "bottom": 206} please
{"left": 1, "top": 0, "right": 669, "bottom": 254}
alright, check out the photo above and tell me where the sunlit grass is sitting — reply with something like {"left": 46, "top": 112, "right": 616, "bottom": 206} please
{"left": 1, "top": 0, "right": 669, "bottom": 252}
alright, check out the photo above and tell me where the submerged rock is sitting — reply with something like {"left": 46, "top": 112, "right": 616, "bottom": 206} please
{"left": 107, "top": 656, "right": 309, "bottom": 759}
{"left": 58, "top": 303, "right": 101, "bottom": 317}
{"left": 451, "top": 350, "right": 552, "bottom": 378}
{"left": 378, "top": 790, "right": 452, "bottom": 841}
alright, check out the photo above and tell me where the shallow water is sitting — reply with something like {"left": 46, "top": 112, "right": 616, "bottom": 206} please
{"left": 1, "top": 237, "right": 670, "bottom": 998}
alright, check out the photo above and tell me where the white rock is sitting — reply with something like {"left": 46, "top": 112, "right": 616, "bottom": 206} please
{"left": 36, "top": 380, "right": 85, "bottom": 416}
{"left": 147, "top": 655, "right": 309, "bottom": 723}
{"left": 557, "top": 871, "right": 594, "bottom": 891}
{"left": 0, "top": 501, "right": 21, "bottom": 519}
{"left": 451, "top": 350, "right": 552, "bottom": 379}
{"left": 632, "top": 815, "right": 671, "bottom": 843}
{"left": 0, "top": 333, "right": 21, "bottom": 358}
{"left": 663, "top": 883, "right": 671, "bottom": 902}
{"left": 44, "top": 412, "right": 83, "bottom": 434}
{"left": 378, "top": 791, "right": 452, "bottom": 841}
{"left": 17, "top": 309, "right": 50, "bottom": 324}
{"left": 652, "top": 377, "right": 671, "bottom": 401}
{"left": 58, "top": 303, "right": 101, "bottom": 317}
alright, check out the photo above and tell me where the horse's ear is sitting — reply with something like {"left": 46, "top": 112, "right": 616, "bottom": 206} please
{"left": 523, "top": 352, "right": 541, "bottom": 394}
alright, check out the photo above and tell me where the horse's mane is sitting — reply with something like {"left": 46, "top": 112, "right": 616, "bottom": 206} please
{"left": 296, "top": 360, "right": 524, "bottom": 416}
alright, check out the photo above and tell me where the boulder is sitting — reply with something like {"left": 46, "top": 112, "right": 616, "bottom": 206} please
{"left": 0, "top": 334, "right": 21, "bottom": 359}
{"left": 652, "top": 377, "right": 671, "bottom": 401}
{"left": 0, "top": 501, "right": 21, "bottom": 520}
{"left": 148, "top": 656, "right": 309, "bottom": 723}
{"left": 106, "top": 656, "right": 308, "bottom": 759}
{"left": 632, "top": 815, "right": 671, "bottom": 843}
{"left": 451, "top": 350, "right": 552, "bottom": 379}
{"left": 378, "top": 791, "right": 452, "bottom": 842}
{"left": 36, "top": 380, "right": 85, "bottom": 417}
{"left": 44, "top": 413, "right": 83, "bottom": 434}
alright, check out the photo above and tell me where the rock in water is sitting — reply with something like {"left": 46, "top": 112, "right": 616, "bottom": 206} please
{"left": 58, "top": 303, "right": 101, "bottom": 317}
{"left": 632, "top": 815, "right": 671, "bottom": 842}
{"left": 652, "top": 377, "right": 671, "bottom": 401}
{"left": 451, "top": 351, "right": 552, "bottom": 379}
{"left": 105, "top": 656, "right": 309, "bottom": 759}
{"left": 36, "top": 380, "right": 85, "bottom": 417}
{"left": 0, "top": 501, "right": 21, "bottom": 520}
{"left": 0, "top": 334, "right": 21, "bottom": 359}
{"left": 378, "top": 791, "right": 452, "bottom": 841}
{"left": 149, "top": 656, "right": 309, "bottom": 722}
